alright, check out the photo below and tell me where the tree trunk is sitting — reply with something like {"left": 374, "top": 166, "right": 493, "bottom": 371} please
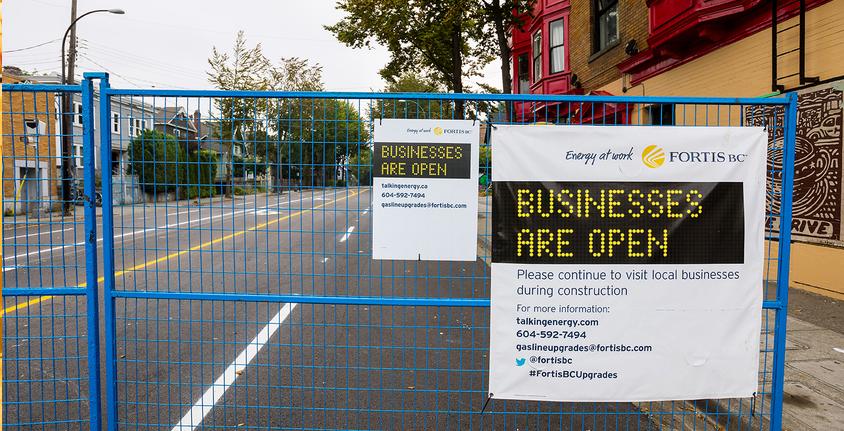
{"left": 492, "top": 0, "right": 513, "bottom": 120}
{"left": 451, "top": 16, "right": 465, "bottom": 119}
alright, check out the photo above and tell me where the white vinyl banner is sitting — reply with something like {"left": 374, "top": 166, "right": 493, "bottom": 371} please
{"left": 372, "top": 119, "right": 479, "bottom": 261}
{"left": 488, "top": 125, "right": 766, "bottom": 402}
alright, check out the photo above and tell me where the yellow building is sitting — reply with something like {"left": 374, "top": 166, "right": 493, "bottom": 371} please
{"left": 616, "top": 1, "right": 844, "bottom": 299}
{"left": 2, "top": 69, "right": 62, "bottom": 215}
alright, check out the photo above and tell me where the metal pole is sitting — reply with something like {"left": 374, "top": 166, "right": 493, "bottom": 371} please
{"left": 60, "top": 0, "right": 78, "bottom": 215}
{"left": 771, "top": 0, "right": 778, "bottom": 93}
{"left": 95, "top": 73, "right": 120, "bottom": 431}
{"left": 770, "top": 91, "right": 798, "bottom": 431}
{"left": 81, "top": 74, "right": 103, "bottom": 431}
{"left": 60, "top": 7, "right": 124, "bottom": 215}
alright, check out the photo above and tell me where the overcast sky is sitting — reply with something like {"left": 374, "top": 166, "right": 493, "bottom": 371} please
{"left": 3, "top": 0, "right": 502, "bottom": 92}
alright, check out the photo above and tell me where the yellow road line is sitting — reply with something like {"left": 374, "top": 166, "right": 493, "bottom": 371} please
{"left": 1, "top": 295, "right": 55, "bottom": 315}
{"left": 1, "top": 190, "right": 362, "bottom": 316}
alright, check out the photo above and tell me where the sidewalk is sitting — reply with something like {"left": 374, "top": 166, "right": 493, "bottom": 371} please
{"left": 476, "top": 196, "right": 844, "bottom": 430}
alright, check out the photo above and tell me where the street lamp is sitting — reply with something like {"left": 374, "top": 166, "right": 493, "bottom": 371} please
{"left": 60, "top": 8, "right": 124, "bottom": 215}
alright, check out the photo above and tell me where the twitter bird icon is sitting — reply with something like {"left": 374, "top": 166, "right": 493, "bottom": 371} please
{"left": 515, "top": 358, "right": 526, "bottom": 366}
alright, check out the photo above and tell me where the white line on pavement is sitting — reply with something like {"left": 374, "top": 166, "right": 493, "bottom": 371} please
{"left": 3, "top": 208, "right": 254, "bottom": 262}
{"left": 171, "top": 303, "right": 297, "bottom": 431}
{"left": 5, "top": 227, "right": 74, "bottom": 240}
{"left": 167, "top": 209, "right": 200, "bottom": 217}
{"left": 3, "top": 266, "right": 20, "bottom": 272}
{"left": 339, "top": 226, "right": 355, "bottom": 243}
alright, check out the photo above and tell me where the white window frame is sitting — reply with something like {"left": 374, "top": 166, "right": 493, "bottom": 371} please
{"left": 532, "top": 30, "right": 542, "bottom": 82}
{"left": 73, "top": 101, "right": 84, "bottom": 125}
{"left": 112, "top": 113, "right": 121, "bottom": 134}
{"left": 74, "top": 144, "right": 83, "bottom": 168}
{"left": 549, "top": 18, "right": 565, "bottom": 74}
{"left": 129, "top": 117, "right": 141, "bottom": 137}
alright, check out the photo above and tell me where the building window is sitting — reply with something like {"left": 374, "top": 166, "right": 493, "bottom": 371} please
{"left": 74, "top": 144, "right": 83, "bottom": 168}
{"left": 594, "top": 0, "right": 618, "bottom": 53}
{"left": 129, "top": 118, "right": 147, "bottom": 137}
{"left": 517, "top": 53, "right": 530, "bottom": 93}
{"left": 111, "top": 150, "right": 122, "bottom": 175}
{"left": 112, "top": 113, "right": 120, "bottom": 134}
{"left": 532, "top": 31, "right": 542, "bottom": 82}
{"left": 23, "top": 119, "right": 46, "bottom": 144}
{"left": 549, "top": 19, "right": 565, "bottom": 74}
{"left": 173, "top": 129, "right": 181, "bottom": 138}
{"left": 73, "top": 101, "right": 84, "bottom": 125}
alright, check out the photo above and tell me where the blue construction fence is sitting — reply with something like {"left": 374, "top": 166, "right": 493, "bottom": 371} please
{"left": 2, "top": 72, "right": 797, "bottom": 430}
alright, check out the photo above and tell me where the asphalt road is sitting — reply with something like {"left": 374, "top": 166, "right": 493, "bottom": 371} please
{"left": 3, "top": 187, "right": 656, "bottom": 430}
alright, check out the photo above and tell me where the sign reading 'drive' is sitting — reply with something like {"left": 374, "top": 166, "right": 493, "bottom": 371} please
{"left": 488, "top": 125, "right": 766, "bottom": 402}
{"left": 372, "top": 119, "right": 479, "bottom": 261}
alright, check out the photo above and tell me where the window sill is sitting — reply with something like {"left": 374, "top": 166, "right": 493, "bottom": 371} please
{"left": 588, "top": 40, "right": 620, "bottom": 63}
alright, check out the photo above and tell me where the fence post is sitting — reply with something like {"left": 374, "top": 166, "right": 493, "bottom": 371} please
{"left": 81, "top": 74, "right": 103, "bottom": 431}
{"left": 93, "top": 72, "right": 119, "bottom": 431}
{"left": 770, "top": 91, "right": 798, "bottom": 430}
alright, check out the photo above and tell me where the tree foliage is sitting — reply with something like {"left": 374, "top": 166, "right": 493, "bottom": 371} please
{"left": 128, "top": 130, "right": 185, "bottom": 193}
{"left": 208, "top": 32, "right": 371, "bottom": 186}
{"left": 327, "top": 0, "right": 492, "bottom": 118}
{"left": 347, "top": 146, "right": 373, "bottom": 186}
{"left": 327, "top": 0, "right": 535, "bottom": 102}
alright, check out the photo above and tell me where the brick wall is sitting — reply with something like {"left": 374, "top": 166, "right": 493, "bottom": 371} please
{"left": 568, "top": 0, "right": 649, "bottom": 91}
{"left": 2, "top": 75, "right": 60, "bottom": 211}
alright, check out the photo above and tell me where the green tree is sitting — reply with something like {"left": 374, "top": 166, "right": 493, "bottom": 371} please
{"left": 326, "top": 0, "right": 491, "bottom": 118}
{"left": 347, "top": 146, "right": 373, "bottom": 186}
{"left": 471, "top": 0, "right": 535, "bottom": 97}
{"left": 185, "top": 150, "right": 218, "bottom": 198}
{"left": 207, "top": 31, "right": 274, "bottom": 143}
{"left": 279, "top": 98, "right": 371, "bottom": 186}
{"left": 327, "top": 0, "right": 534, "bottom": 107}
{"left": 370, "top": 73, "right": 455, "bottom": 120}
{"left": 127, "top": 130, "right": 186, "bottom": 193}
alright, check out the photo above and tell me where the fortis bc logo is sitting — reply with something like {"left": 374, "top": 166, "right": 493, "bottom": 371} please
{"left": 642, "top": 145, "right": 666, "bottom": 168}
{"left": 433, "top": 126, "right": 444, "bottom": 136}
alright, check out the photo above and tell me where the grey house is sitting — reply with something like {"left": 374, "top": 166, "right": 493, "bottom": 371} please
{"left": 14, "top": 70, "right": 155, "bottom": 204}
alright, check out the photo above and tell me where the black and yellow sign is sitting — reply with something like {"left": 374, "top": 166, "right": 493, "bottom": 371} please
{"left": 373, "top": 142, "right": 471, "bottom": 179}
{"left": 492, "top": 182, "right": 744, "bottom": 264}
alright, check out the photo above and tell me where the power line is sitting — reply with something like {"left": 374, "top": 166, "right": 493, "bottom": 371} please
{"left": 77, "top": 53, "right": 192, "bottom": 89}
{"left": 3, "top": 39, "right": 61, "bottom": 53}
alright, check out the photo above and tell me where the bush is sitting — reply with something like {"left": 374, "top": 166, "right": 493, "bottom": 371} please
{"left": 186, "top": 150, "right": 218, "bottom": 188}
{"left": 232, "top": 155, "right": 267, "bottom": 178}
{"left": 233, "top": 186, "right": 251, "bottom": 196}
{"left": 128, "top": 130, "right": 185, "bottom": 193}
{"left": 186, "top": 186, "right": 216, "bottom": 199}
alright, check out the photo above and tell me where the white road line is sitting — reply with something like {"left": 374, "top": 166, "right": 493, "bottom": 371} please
{"left": 362, "top": 208, "right": 369, "bottom": 215}
{"left": 3, "top": 190, "right": 334, "bottom": 262}
{"left": 339, "top": 226, "right": 355, "bottom": 243}
{"left": 171, "top": 303, "right": 297, "bottom": 431}
{"left": 5, "top": 227, "right": 73, "bottom": 240}
{"left": 167, "top": 209, "right": 200, "bottom": 216}
{"left": 3, "top": 266, "right": 20, "bottom": 272}
{"left": 4, "top": 208, "right": 252, "bottom": 262}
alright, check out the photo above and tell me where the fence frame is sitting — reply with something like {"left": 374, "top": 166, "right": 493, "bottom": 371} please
{"left": 1, "top": 76, "right": 102, "bottom": 429}
{"left": 2, "top": 74, "right": 797, "bottom": 430}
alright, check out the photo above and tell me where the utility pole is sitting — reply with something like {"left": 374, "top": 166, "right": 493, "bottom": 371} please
{"left": 60, "top": 0, "right": 78, "bottom": 215}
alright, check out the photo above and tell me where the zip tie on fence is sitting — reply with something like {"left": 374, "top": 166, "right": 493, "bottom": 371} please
{"left": 481, "top": 393, "right": 493, "bottom": 414}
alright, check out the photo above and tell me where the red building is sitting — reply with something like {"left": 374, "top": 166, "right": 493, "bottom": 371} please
{"left": 508, "top": 0, "right": 844, "bottom": 300}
